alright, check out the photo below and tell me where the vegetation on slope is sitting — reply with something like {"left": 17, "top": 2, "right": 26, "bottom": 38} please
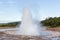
{"left": 41, "top": 17, "right": 60, "bottom": 28}
{"left": 0, "top": 17, "right": 60, "bottom": 28}
{"left": 0, "top": 21, "right": 20, "bottom": 28}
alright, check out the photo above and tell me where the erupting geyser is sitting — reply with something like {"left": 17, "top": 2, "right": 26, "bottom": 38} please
{"left": 16, "top": 8, "right": 52, "bottom": 36}
{"left": 17, "top": 8, "right": 41, "bottom": 36}
{"left": 4, "top": 8, "right": 60, "bottom": 40}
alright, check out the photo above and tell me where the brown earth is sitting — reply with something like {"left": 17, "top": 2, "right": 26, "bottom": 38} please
{"left": 0, "top": 27, "right": 15, "bottom": 29}
{"left": 47, "top": 27, "right": 60, "bottom": 32}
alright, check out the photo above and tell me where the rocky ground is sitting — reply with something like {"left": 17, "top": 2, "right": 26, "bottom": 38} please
{"left": 0, "top": 32, "right": 52, "bottom": 40}
{"left": 0, "top": 28, "right": 60, "bottom": 40}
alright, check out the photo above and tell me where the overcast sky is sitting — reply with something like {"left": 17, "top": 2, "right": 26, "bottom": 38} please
{"left": 0, "top": 0, "right": 60, "bottom": 23}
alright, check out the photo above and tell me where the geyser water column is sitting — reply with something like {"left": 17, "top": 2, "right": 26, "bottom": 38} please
{"left": 17, "top": 8, "right": 40, "bottom": 36}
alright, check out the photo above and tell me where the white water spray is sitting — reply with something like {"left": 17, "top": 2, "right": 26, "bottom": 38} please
{"left": 17, "top": 8, "right": 41, "bottom": 36}
{"left": 16, "top": 8, "right": 52, "bottom": 36}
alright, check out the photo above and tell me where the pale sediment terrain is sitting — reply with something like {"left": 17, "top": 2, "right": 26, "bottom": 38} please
{"left": 0, "top": 31, "right": 60, "bottom": 40}
{"left": 0, "top": 32, "right": 51, "bottom": 40}
{"left": 0, "top": 28, "right": 60, "bottom": 40}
